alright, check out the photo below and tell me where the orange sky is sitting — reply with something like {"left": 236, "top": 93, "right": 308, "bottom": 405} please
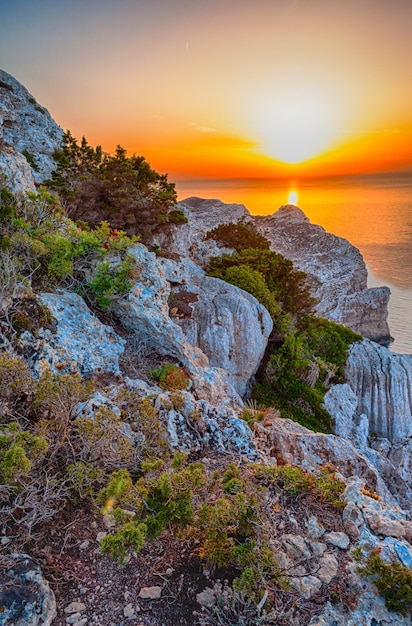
{"left": 1, "top": 0, "right": 412, "bottom": 180}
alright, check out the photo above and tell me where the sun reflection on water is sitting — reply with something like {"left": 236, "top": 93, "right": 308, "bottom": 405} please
{"left": 288, "top": 190, "right": 298, "bottom": 205}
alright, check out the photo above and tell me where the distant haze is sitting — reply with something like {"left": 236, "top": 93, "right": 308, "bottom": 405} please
{"left": 1, "top": 0, "right": 411, "bottom": 180}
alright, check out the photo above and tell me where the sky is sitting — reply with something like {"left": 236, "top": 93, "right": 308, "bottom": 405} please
{"left": 1, "top": 0, "right": 412, "bottom": 180}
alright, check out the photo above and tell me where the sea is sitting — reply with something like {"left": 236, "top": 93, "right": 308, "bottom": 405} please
{"left": 175, "top": 172, "right": 412, "bottom": 355}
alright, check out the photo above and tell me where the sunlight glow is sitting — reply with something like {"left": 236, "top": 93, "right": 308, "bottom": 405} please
{"left": 253, "top": 87, "right": 342, "bottom": 165}
{"left": 288, "top": 190, "right": 298, "bottom": 205}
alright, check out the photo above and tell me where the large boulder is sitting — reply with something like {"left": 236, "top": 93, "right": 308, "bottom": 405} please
{"left": 253, "top": 411, "right": 400, "bottom": 505}
{"left": 115, "top": 244, "right": 242, "bottom": 406}
{"left": 20, "top": 291, "right": 125, "bottom": 377}
{"left": 254, "top": 205, "right": 391, "bottom": 343}
{"left": 0, "top": 69, "right": 63, "bottom": 189}
{"left": 161, "top": 256, "right": 273, "bottom": 397}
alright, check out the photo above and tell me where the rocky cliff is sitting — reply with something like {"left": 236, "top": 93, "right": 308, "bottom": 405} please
{"left": 0, "top": 69, "right": 63, "bottom": 191}
{"left": 254, "top": 205, "right": 392, "bottom": 343}
{"left": 1, "top": 71, "right": 412, "bottom": 626}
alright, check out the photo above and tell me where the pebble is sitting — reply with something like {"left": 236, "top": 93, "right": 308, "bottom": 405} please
{"left": 72, "top": 620, "right": 88, "bottom": 626}
{"left": 96, "top": 532, "right": 107, "bottom": 543}
{"left": 123, "top": 603, "right": 135, "bottom": 618}
{"left": 66, "top": 613, "right": 81, "bottom": 624}
{"left": 65, "top": 602, "right": 86, "bottom": 614}
{"left": 79, "top": 540, "right": 90, "bottom": 550}
{"left": 324, "top": 531, "right": 350, "bottom": 549}
{"left": 138, "top": 585, "right": 162, "bottom": 600}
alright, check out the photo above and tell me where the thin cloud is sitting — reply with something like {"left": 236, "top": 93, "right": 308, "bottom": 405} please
{"left": 189, "top": 122, "right": 217, "bottom": 133}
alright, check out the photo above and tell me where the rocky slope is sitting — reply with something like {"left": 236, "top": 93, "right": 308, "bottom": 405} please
{"left": 0, "top": 69, "right": 63, "bottom": 191}
{"left": 1, "top": 71, "right": 412, "bottom": 625}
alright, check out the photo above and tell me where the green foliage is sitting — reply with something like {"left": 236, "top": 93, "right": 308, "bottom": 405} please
{"left": 98, "top": 456, "right": 206, "bottom": 561}
{"left": 209, "top": 248, "right": 316, "bottom": 318}
{"left": 0, "top": 187, "right": 138, "bottom": 315}
{"left": 357, "top": 549, "right": 412, "bottom": 614}
{"left": 0, "top": 187, "right": 16, "bottom": 221}
{"left": 209, "top": 246, "right": 359, "bottom": 432}
{"left": 206, "top": 222, "right": 271, "bottom": 251}
{"left": 0, "top": 352, "right": 34, "bottom": 401}
{"left": 167, "top": 209, "right": 188, "bottom": 224}
{"left": 149, "top": 362, "right": 190, "bottom": 390}
{"left": 221, "top": 265, "right": 281, "bottom": 318}
{"left": 0, "top": 422, "right": 47, "bottom": 485}
{"left": 100, "top": 522, "right": 147, "bottom": 563}
{"left": 252, "top": 463, "right": 345, "bottom": 509}
{"left": 22, "top": 150, "right": 39, "bottom": 171}
{"left": 47, "top": 132, "right": 177, "bottom": 239}
{"left": 79, "top": 257, "right": 135, "bottom": 309}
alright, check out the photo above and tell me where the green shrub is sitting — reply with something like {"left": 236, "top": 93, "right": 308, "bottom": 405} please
{"left": 205, "top": 222, "right": 271, "bottom": 251}
{"left": 357, "top": 549, "right": 412, "bottom": 614}
{"left": 168, "top": 209, "right": 188, "bottom": 224}
{"left": 149, "top": 363, "right": 190, "bottom": 390}
{"left": 0, "top": 422, "right": 47, "bottom": 485}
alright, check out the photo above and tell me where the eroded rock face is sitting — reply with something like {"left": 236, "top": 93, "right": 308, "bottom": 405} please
{"left": 345, "top": 339, "right": 412, "bottom": 443}
{"left": 254, "top": 205, "right": 391, "bottom": 343}
{"left": 161, "top": 256, "right": 272, "bottom": 397}
{"left": 20, "top": 291, "right": 125, "bottom": 377}
{"left": 325, "top": 339, "right": 412, "bottom": 491}
{"left": 116, "top": 244, "right": 271, "bottom": 401}
{"left": 0, "top": 69, "right": 63, "bottom": 189}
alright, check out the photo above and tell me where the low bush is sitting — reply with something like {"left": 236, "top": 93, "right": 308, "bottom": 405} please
{"left": 149, "top": 362, "right": 190, "bottom": 390}
{"left": 357, "top": 549, "right": 412, "bottom": 614}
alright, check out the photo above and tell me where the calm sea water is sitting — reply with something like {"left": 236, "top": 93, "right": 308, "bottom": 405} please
{"left": 175, "top": 173, "right": 412, "bottom": 354}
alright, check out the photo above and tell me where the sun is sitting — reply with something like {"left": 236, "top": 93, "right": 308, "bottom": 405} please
{"left": 251, "top": 86, "right": 341, "bottom": 165}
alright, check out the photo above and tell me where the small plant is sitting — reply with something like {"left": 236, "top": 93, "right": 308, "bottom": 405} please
{"left": 357, "top": 548, "right": 412, "bottom": 614}
{"left": 149, "top": 362, "right": 190, "bottom": 390}
{"left": 0, "top": 422, "right": 47, "bottom": 486}
{"left": 167, "top": 208, "right": 188, "bottom": 224}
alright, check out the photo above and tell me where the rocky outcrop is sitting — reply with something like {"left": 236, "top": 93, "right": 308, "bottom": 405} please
{"left": 253, "top": 411, "right": 402, "bottom": 505}
{"left": 345, "top": 339, "right": 412, "bottom": 443}
{"left": 0, "top": 69, "right": 63, "bottom": 189}
{"left": 0, "top": 554, "right": 57, "bottom": 626}
{"left": 254, "top": 205, "right": 391, "bottom": 343}
{"left": 150, "top": 196, "right": 251, "bottom": 263}
{"left": 0, "top": 147, "right": 36, "bottom": 192}
{"left": 20, "top": 291, "right": 125, "bottom": 377}
{"left": 116, "top": 244, "right": 271, "bottom": 401}
{"left": 325, "top": 339, "right": 412, "bottom": 496}
{"left": 161, "top": 256, "right": 273, "bottom": 397}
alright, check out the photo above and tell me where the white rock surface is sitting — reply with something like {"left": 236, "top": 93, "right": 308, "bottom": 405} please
{"left": 255, "top": 205, "right": 391, "bottom": 343}
{"left": 161, "top": 256, "right": 272, "bottom": 396}
{"left": 0, "top": 69, "right": 63, "bottom": 187}
{"left": 20, "top": 291, "right": 125, "bottom": 377}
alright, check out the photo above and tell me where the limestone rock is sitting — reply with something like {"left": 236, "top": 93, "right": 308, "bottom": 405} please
{"left": 0, "top": 69, "right": 63, "bottom": 186}
{"left": 163, "top": 257, "right": 272, "bottom": 396}
{"left": 0, "top": 146, "right": 36, "bottom": 193}
{"left": 138, "top": 585, "right": 162, "bottom": 600}
{"left": 0, "top": 553, "right": 57, "bottom": 626}
{"left": 253, "top": 412, "right": 397, "bottom": 504}
{"left": 116, "top": 244, "right": 245, "bottom": 405}
{"left": 324, "top": 531, "right": 350, "bottom": 549}
{"left": 254, "top": 205, "right": 391, "bottom": 343}
{"left": 345, "top": 339, "right": 412, "bottom": 444}
{"left": 150, "top": 196, "right": 251, "bottom": 265}
{"left": 20, "top": 291, "right": 125, "bottom": 377}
